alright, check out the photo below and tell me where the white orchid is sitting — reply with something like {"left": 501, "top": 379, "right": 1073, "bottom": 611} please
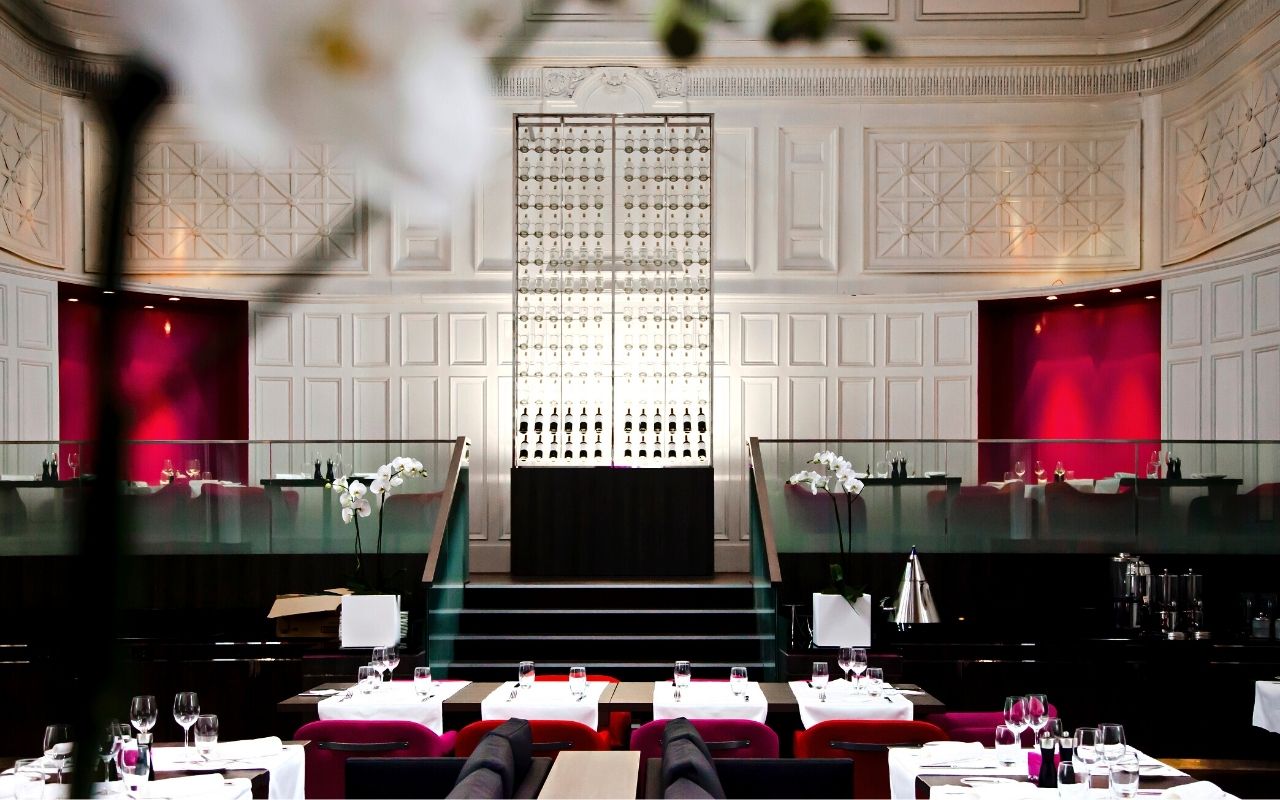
{"left": 787, "top": 470, "right": 828, "bottom": 495}
{"left": 811, "top": 451, "right": 840, "bottom": 469}
{"left": 119, "top": 0, "right": 496, "bottom": 219}
{"left": 835, "top": 463, "right": 866, "bottom": 494}
{"left": 340, "top": 498, "right": 371, "bottom": 524}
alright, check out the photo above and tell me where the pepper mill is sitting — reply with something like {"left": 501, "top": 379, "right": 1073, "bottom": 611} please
{"left": 312, "top": 459, "right": 323, "bottom": 481}
{"left": 325, "top": 459, "right": 335, "bottom": 482}
{"left": 1037, "top": 731, "right": 1057, "bottom": 788}
{"left": 50, "top": 454, "right": 59, "bottom": 481}
{"left": 41, "top": 459, "right": 50, "bottom": 482}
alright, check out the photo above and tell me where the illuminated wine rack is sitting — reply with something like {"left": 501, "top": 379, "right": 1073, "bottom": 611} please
{"left": 512, "top": 113, "right": 713, "bottom": 468}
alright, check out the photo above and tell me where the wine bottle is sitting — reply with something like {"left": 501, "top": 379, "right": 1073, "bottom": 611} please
{"left": 682, "top": 435, "right": 692, "bottom": 459}
{"left": 668, "top": 409, "right": 677, "bottom": 433}
{"left": 683, "top": 407, "right": 692, "bottom": 432}
{"left": 697, "top": 435, "right": 707, "bottom": 462}
{"left": 534, "top": 408, "right": 544, "bottom": 434}
{"left": 534, "top": 436, "right": 544, "bottom": 460}
{"left": 549, "top": 407, "right": 560, "bottom": 435}
{"left": 548, "top": 438, "right": 558, "bottom": 460}
{"left": 518, "top": 408, "right": 529, "bottom": 434}
{"left": 579, "top": 439, "right": 588, "bottom": 460}
{"left": 638, "top": 436, "right": 647, "bottom": 459}
{"left": 667, "top": 438, "right": 677, "bottom": 459}
{"left": 624, "top": 409, "right": 633, "bottom": 433}
{"left": 639, "top": 410, "right": 648, "bottom": 433}
{"left": 579, "top": 407, "right": 588, "bottom": 434}
{"left": 697, "top": 408, "right": 707, "bottom": 433}
{"left": 518, "top": 436, "right": 529, "bottom": 462}
{"left": 563, "top": 407, "right": 573, "bottom": 434}
{"left": 624, "top": 436, "right": 634, "bottom": 459}
{"left": 594, "top": 408, "right": 604, "bottom": 433}
{"left": 563, "top": 441, "right": 573, "bottom": 461}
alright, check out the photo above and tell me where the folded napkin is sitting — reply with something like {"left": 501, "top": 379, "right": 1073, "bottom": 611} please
{"left": 1159, "top": 781, "right": 1239, "bottom": 800}
{"left": 213, "top": 737, "right": 283, "bottom": 761}
{"left": 913, "top": 741, "right": 987, "bottom": 767}
{"left": 142, "top": 774, "right": 226, "bottom": 798}
{"left": 273, "top": 473, "right": 305, "bottom": 480}
{"left": 0, "top": 474, "right": 34, "bottom": 481}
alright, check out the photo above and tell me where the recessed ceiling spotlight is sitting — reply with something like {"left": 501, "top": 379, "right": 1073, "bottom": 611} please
{"left": 143, "top": 305, "right": 154, "bottom": 309}
{"left": 1109, "top": 288, "right": 1121, "bottom": 293}
{"left": 168, "top": 297, "right": 180, "bottom": 302}
{"left": 1145, "top": 295, "right": 1156, "bottom": 300}
{"left": 67, "top": 297, "right": 79, "bottom": 302}
{"left": 1046, "top": 295, "right": 1058, "bottom": 301}
{"left": 1073, "top": 303, "right": 1085, "bottom": 308}
{"left": 102, "top": 290, "right": 115, "bottom": 295}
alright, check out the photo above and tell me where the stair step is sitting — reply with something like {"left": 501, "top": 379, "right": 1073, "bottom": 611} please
{"left": 453, "top": 634, "right": 768, "bottom": 641}
{"left": 461, "top": 586, "right": 757, "bottom": 611}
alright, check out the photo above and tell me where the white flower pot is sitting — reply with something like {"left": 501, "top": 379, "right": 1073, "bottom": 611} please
{"left": 339, "top": 594, "right": 401, "bottom": 648}
{"left": 812, "top": 592, "right": 871, "bottom": 647}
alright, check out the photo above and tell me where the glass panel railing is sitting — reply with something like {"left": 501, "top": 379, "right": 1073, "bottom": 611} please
{"left": 756, "top": 439, "right": 1280, "bottom": 555}
{"left": 425, "top": 439, "right": 470, "bottom": 677}
{"left": 0, "top": 439, "right": 458, "bottom": 556}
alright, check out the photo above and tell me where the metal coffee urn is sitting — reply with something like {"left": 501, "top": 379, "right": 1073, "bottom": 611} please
{"left": 1181, "top": 570, "right": 1209, "bottom": 639}
{"left": 1151, "top": 569, "right": 1179, "bottom": 635}
{"left": 1111, "top": 553, "right": 1150, "bottom": 631}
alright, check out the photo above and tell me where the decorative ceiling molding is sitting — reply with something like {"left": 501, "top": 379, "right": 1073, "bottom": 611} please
{"left": 492, "top": 0, "right": 1279, "bottom": 100}
{"left": 0, "top": 6, "right": 118, "bottom": 95}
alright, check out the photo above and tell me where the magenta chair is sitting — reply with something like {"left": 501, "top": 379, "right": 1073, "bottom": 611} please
{"left": 294, "top": 720, "right": 456, "bottom": 799}
{"left": 631, "top": 719, "right": 779, "bottom": 761}
{"left": 927, "top": 705, "right": 1059, "bottom": 747}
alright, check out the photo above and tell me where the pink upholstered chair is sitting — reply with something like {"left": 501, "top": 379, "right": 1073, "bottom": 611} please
{"left": 294, "top": 720, "right": 456, "bottom": 799}
{"left": 927, "top": 705, "right": 1059, "bottom": 747}
{"left": 630, "top": 718, "right": 779, "bottom": 762}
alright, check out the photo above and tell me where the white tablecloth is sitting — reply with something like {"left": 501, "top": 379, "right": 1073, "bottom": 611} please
{"left": 318, "top": 680, "right": 469, "bottom": 735}
{"left": 1253, "top": 680, "right": 1280, "bottom": 733}
{"left": 152, "top": 740, "right": 304, "bottom": 800}
{"left": 651, "top": 681, "right": 768, "bottom": 723}
{"left": 0, "top": 775, "right": 253, "bottom": 800}
{"left": 889, "top": 744, "right": 1184, "bottom": 800}
{"left": 480, "top": 681, "right": 609, "bottom": 730}
{"left": 788, "top": 679, "right": 914, "bottom": 728}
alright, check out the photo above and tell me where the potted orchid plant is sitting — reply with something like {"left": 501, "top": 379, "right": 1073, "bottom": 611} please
{"left": 330, "top": 456, "right": 427, "bottom": 594}
{"left": 788, "top": 451, "right": 871, "bottom": 646}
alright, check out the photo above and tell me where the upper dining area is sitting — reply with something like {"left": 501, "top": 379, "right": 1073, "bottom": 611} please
{"left": 2, "top": 0, "right": 1280, "bottom": 798}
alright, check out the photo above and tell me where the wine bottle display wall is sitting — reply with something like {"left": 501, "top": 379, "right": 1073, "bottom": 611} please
{"left": 513, "top": 114, "right": 713, "bottom": 468}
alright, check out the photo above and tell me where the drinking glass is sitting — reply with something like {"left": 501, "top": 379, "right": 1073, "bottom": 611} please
{"left": 811, "top": 662, "right": 829, "bottom": 702}
{"left": 385, "top": 645, "right": 400, "bottom": 683}
{"left": 851, "top": 648, "right": 868, "bottom": 692}
{"left": 1003, "top": 696, "right": 1029, "bottom": 746}
{"left": 673, "top": 661, "right": 692, "bottom": 700}
{"left": 1146, "top": 461, "right": 1160, "bottom": 479}
{"left": 357, "top": 665, "right": 380, "bottom": 694}
{"left": 371, "top": 647, "right": 389, "bottom": 686}
{"left": 117, "top": 738, "right": 151, "bottom": 799}
{"left": 994, "top": 725, "right": 1019, "bottom": 765}
{"left": 836, "top": 646, "right": 854, "bottom": 683}
{"left": 185, "top": 459, "right": 201, "bottom": 479}
{"left": 875, "top": 461, "right": 889, "bottom": 478}
{"left": 97, "top": 723, "right": 125, "bottom": 783}
{"left": 1097, "top": 723, "right": 1126, "bottom": 764}
{"left": 865, "top": 667, "right": 885, "bottom": 697}
{"left": 67, "top": 451, "right": 80, "bottom": 479}
{"left": 569, "top": 666, "right": 588, "bottom": 699}
{"left": 518, "top": 660, "right": 536, "bottom": 690}
{"left": 729, "top": 666, "right": 747, "bottom": 696}
{"left": 173, "top": 692, "right": 199, "bottom": 762}
{"left": 1034, "top": 461, "right": 1045, "bottom": 482}
{"left": 1108, "top": 751, "right": 1139, "bottom": 799}
{"left": 13, "top": 759, "right": 45, "bottom": 800}
{"left": 162, "top": 459, "right": 176, "bottom": 482}
{"left": 1014, "top": 461, "right": 1026, "bottom": 480}
{"left": 414, "top": 667, "right": 433, "bottom": 700}
{"left": 1026, "top": 694, "right": 1050, "bottom": 743}
{"left": 130, "top": 695, "right": 157, "bottom": 738}
{"left": 193, "top": 715, "right": 218, "bottom": 761}
{"left": 43, "top": 723, "right": 73, "bottom": 782}
{"left": 1057, "top": 761, "right": 1087, "bottom": 799}
{"left": 1074, "top": 727, "right": 1100, "bottom": 775}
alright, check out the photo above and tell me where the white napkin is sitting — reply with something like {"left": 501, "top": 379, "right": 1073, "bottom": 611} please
{"left": 1158, "top": 782, "right": 1238, "bottom": 800}
{"left": 0, "top": 475, "right": 34, "bottom": 481}
{"left": 213, "top": 737, "right": 282, "bottom": 761}
{"left": 652, "top": 681, "right": 768, "bottom": 724}
{"left": 273, "top": 474, "right": 305, "bottom": 480}
{"left": 142, "top": 774, "right": 226, "bottom": 798}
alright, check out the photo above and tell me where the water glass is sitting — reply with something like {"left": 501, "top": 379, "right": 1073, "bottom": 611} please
{"left": 674, "top": 660, "right": 692, "bottom": 691}
{"left": 13, "top": 759, "right": 46, "bottom": 800}
{"left": 193, "top": 715, "right": 218, "bottom": 761}
{"left": 1057, "top": 761, "right": 1087, "bottom": 799}
{"left": 117, "top": 738, "right": 150, "bottom": 799}
{"left": 414, "top": 666, "right": 433, "bottom": 699}
{"left": 1074, "top": 727, "right": 1100, "bottom": 774}
{"left": 518, "top": 661, "right": 536, "bottom": 689}
{"left": 173, "top": 692, "right": 200, "bottom": 761}
{"left": 569, "top": 666, "right": 588, "bottom": 699}
{"left": 811, "top": 662, "right": 829, "bottom": 701}
{"left": 1097, "top": 723, "right": 1126, "bottom": 764}
{"left": 865, "top": 667, "right": 885, "bottom": 697}
{"left": 357, "top": 665, "right": 380, "bottom": 694}
{"left": 1108, "top": 751, "right": 1139, "bottom": 798}
{"left": 729, "top": 666, "right": 747, "bottom": 696}
{"left": 130, "top": 695, "right": 157, "bottom": 737}
{"left": 851, "top": 648, "right": 868, "bottom": 692}
{"left": 994, "top": 725, "right": 1019, "bottom": 765}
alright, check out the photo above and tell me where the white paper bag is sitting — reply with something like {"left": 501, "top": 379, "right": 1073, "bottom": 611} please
{"left": 340, "top": 595, "right": 400, "bottom": 648}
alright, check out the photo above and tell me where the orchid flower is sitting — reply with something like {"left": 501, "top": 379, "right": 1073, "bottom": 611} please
{"left": 788, "top": 470, "right": 828, "bottom": 495}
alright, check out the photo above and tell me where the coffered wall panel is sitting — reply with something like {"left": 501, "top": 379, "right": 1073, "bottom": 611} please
{"left": 0, "top": 271, "right": 58, "bottom": 451}
{"left": 778, "top": 127, "right": 839, "bottom": 271}
{"left": 0, "top": 86, "right": 62, "bottom": 268}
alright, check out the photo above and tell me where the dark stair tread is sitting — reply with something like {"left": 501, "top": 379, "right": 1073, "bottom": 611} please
{"left": 453, "top": 633, "right": 769, "bottom": 641}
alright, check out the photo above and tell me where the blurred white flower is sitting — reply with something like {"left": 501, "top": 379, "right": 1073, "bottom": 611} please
{"left": 788, "top": 469, "right": 828, "bottom": 495}
{"left": 119, "top": 0, "right": 496, "bottom": 219}
{"left": 810, "top": 451, "right": 838, "bottom": 469}
{"left": 835, "top": 463, "right": 865, "bottom": 494}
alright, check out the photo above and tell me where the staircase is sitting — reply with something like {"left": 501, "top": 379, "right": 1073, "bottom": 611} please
{"left": 439, "top": 577, "right": 774, "bottom": 681}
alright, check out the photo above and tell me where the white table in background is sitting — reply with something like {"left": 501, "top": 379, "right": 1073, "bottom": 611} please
{"left": 1254, "top": 680, "right": 1280, "bottom": 734}
{"left": 480, "top": 681, "right": 610, "bottom": 730}
{"left": 151, "top": 740, "right": 305, "bottom": 800}
{"left": 0, "top": 774, "right": 253, "bottom": 800}
{"left": 317, "top": 680, "right": 469, "bottom": 735}
{"left": 788, "top": 679, "right": 913, "bottom": 728}
{"left": 651, "top": 681, "right": 768, "bottom": 723}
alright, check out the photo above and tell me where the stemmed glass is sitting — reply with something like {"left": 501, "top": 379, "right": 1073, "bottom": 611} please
{"left": 519, "top": 660, "right": 536, "bottom": 692}
{"left": 385, "top": 645, "right": 400, "bottom": 683}
{"left": 371, "top": 647, "right": 389, "bottom": 688}
{"left": 811, "top": 662, "right": 829, "bottom": 702}
{"left": 1026, "top": 694, "right": 1050, "bottom": 744}
{"left": 185, "top": 460, "right": 201, "bottom": 479}
{"left": 1034, "top": 461, "right": 1046, "bottom": 483}
{"left": 1073, "top": 727, "right": 1100, "bottom": 775}
{"left": 837, "top": 646, "right": 854, "bottom": 685}
{"left": 161, "top": 459, "right": 176, "bottom": 482}
{"left": 673, "top": 661, "right": 691, "bottom": 701}
{"left": 173, "top": 692, "right": 199, "bottom": 762}
{"left": 569, "top": 666, "right": 588, "bottom": 700}
{"left": 193, "top": 715, "right": 218, "bottom": 761}
{"left": 357, "top": 666, "right": 380, "bottom": 694}
{"left": 1097, "top": 723, "right": 1126, "bottom": 764}
{"left": 67, "top": 451, "right": 80, "bottom": 479}
{"left": 97, "top": 722, "right": 128, "bottom": 783}
{"left": 1003, "top": 696, "right": 1029, "bottom": 746}
{"left": 729, "top": 666, "right": 747, "bottom": 697}
{"left": 850, "top": 648, "right": 868, "bottom": 693}
{"left": 1014, "top": 461, "right": 1025, "bottom": 480}
{"left": 43, "top": 724, "right": 73, "bottom": 783}
{"left": 130, "top": 695, "right": 157, "bottom": 741}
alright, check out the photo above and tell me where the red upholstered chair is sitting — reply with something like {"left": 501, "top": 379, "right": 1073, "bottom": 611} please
{"left": 456, "top": 719, "right": 609, "bottom": 760}
{"left": 631, "top": 719, "right": 780, "bottom": 762}
{"left": 534, "top": 673, "right": 630, "bottom": 748}
{"left": 927, "top": 705, "right": 1059, "bottom": 747}
{"left": 293, "top": 720, "right": 456, "bottom": 799}
{"left": 794, "top": 719, "right": 948, "bottom": 799}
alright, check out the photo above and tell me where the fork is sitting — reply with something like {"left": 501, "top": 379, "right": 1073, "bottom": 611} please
{"left": 337, "top": 689, "right": 354, "bottom": 702}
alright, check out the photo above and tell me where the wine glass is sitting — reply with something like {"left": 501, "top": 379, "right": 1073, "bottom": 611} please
{"left": 811, "top": 662, "right": 829, "bottom": 702}
{"left": 875, "top": 460, "right": 889, "bottom": 479}
{"left": 357, "top": 666, "right": 380, "bottom": 694}
{"left": 1074, "top": 727, "right": 1100, "bottom": 775}
{"left": 1014, "top": 461, "right": 1026, "bottom": 480}
{"left": 161, "top": 459, "right": 176, "bottom": 482}
{"left": 729, "top": 666, "right": 747, "bottom": 697}
{"left": 1003, "top": 696, "right": 1029, "bottom": 746}
{"left": 371, "top": 647, "right": 389, "bottom": 687}
{"left": 67, "top": 451, "right": 80, "bottom": 479}
{"left": 185, "top": 459, "right": 201, "bottom": 479}
{"left": 851, "top": 648, "right": 868, "bottom": 693}
{"left": 569, "top": 666, "right": 588, "bottom": 699}
{"left": 385, "top": 645, "right": 400, "bottom": 683}
{"left": 837, "top": 646, "right": 854, "bottom": 684}
{"left": 1058, "top": 760, "right": 1087, "bottom": 799}
{"left": 173, "top": 692, "right": 199, "bottom": 762}
{"left": 96, "top": 723, "right": 125, "bottom": 783}
{"left": 673, "top": 660, "right": 691, "bottom": 701}
{"left": 518, "top": 660, "right": 536, "bottom": 690}
{"left": 1026, "top": 694, "right": 1050, "bottom": 744}
{"left": 1034, "top": 461, "right": 1046, "bottom": 483}
{"left": 414, "top": 667, "right": 434, "bottom": 700}
{"left": 1097, "top": 723, "right": 1126, "bottom": 765}
{"left": 193, "top": 715, "right": 218, "bottom": 761}
{"left": 43, "top": 723, "right": 73, "bottom": 783}
{"left": 130, "top": 695, "right": 157, "bottom": 739}
{"left": 1108, "top": 751, "right": 1140, "bottom": 799}
{"left": 116, "top": 737, "right": 150, "bottom": 799}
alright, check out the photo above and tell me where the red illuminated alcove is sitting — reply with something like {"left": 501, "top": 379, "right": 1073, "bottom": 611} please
{"left": 978, "top": 284, "right": 1161, "bottom": 482}
{"left": 58, "top": 286, "right": 248, "bottom": 483}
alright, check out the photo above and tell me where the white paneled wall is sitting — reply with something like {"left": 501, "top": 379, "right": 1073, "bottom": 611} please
{"left": 249, "top": 296, "right": 976, "bottom": 570}
{"left": 0, "top": 271, "right": 59, "bottom": 454}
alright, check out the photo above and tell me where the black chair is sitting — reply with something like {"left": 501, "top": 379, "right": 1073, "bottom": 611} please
{"left": 346, "top": 756, "right": 552, "bottom": 800}
{"left": 644, "top": 757, "right": 854, "bottom": 799}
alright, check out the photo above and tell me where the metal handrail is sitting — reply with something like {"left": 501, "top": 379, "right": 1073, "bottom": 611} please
{"left": 422, "top": 436, "right": 467, "bottom": 586}
{"left": 748, "top": 436, "right": 782, "bottom": 587}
